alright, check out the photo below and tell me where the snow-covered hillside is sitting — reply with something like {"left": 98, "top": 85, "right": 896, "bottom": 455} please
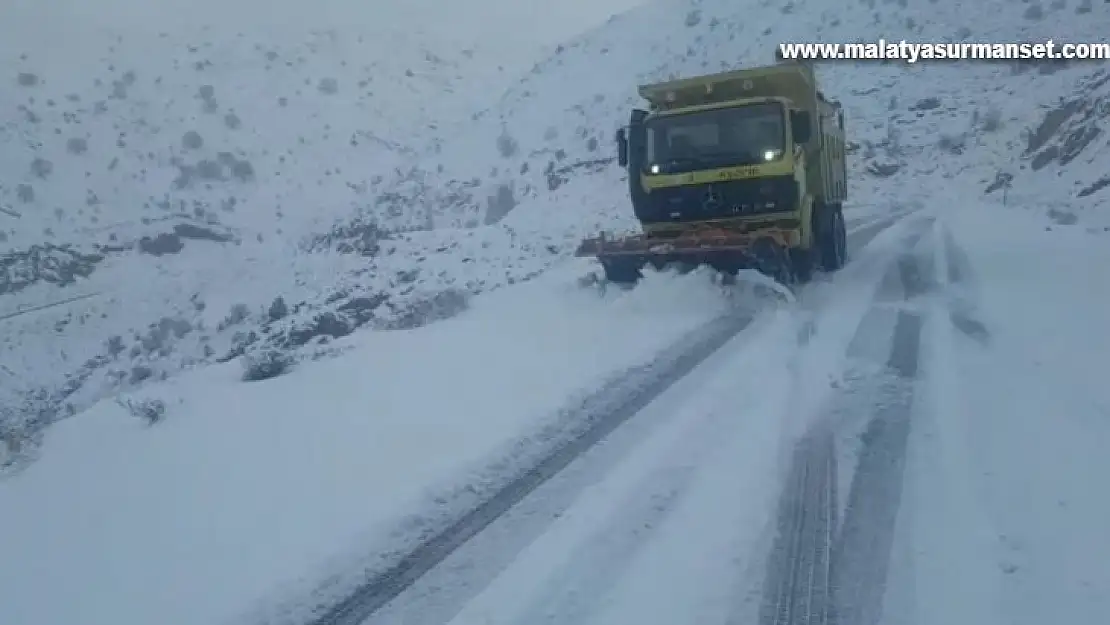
{"left": 2, "top": 0, "right": 1109, "bottom": 621}
{"left": 0, "top": 0, "right": 655, "bottom": 246}
{"left": 0, "top": 0, "right": 652, "bottom": 449}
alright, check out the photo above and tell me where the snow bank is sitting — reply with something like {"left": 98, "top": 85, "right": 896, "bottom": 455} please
{"left": 0, "top": 264, "right": 741, "bottom": 625}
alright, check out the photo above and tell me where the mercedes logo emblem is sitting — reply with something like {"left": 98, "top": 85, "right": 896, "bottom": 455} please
{"left": 702, "top": 186, "right": 722, "bottom": 210}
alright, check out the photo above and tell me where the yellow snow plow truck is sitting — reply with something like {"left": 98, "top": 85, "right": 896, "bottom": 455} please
{"left": 576, "top": 62, "right": 847, "bottom": 285}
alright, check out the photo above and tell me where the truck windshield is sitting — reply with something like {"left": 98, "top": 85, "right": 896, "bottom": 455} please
{"left": 644, "top": 103, "right": 785, "bottom": 171}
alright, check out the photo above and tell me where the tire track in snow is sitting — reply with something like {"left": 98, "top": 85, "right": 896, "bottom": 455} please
{"left": 362, "top": 310, "right": 789, "bottom": 625}
{"left": 761, "top": 223, "right": 931, "bottom": 625}
{"left": 307, "top": 217, "right": 912, "bottom": 625}
{"left": 941, "top": 227, "right": 990, "bottom": 345}
{"left": 885, "top": 219, "right": 1004, "bottom": 625}
{"left": 502, "top": 468, "right": 693, "bottom": 625}
{"left": 760, "top": 426, "right": 838, "bottom": 625}
{"left": 845, "top": 207, "right": 923, "bottom": 252}
{"left": 308, "top": 312, "right": 758, "bottom": 625}
{"left": 832, "top": 309, "right": 921, "bottom": 625}
{"left": 830, "top": 242, "right": 929, "bottom": 625}
{"left": 499, "top": 413, "right": 726, "bottom": 625}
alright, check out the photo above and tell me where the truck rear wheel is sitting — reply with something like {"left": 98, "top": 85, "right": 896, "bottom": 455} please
{"left": 834, "top": 205, "right": 848, "bottom": 268}
{"left": 819, "top": 204, "right": 847, "bottom": 272}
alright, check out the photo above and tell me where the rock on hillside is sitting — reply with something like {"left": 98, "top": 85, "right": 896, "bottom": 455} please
{"left": 1012, "top": 68, "right": 1110, "bottom": 228}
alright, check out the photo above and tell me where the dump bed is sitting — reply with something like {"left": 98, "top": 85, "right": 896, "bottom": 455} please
{"left": 638, "top": 64, "right": 822, "bottom": 115}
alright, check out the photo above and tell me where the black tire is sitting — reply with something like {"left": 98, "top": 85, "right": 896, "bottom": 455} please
{"left": 752, "top": 237, "right": 793, "bottom": 286}
{"left": 776, "top": 259, "right": 795, "bottom": 286}
{"left": 791, "top": 248, "right": 814, "bottom": 284}
{"left": 819, "top": 204, "right": 847, "bottom": 272}
{"left": 836, "top": 205, "right": 848, "bottom": 266}
{"left": 601, "top": 258, "right": 643, "bottom": 285}
{"left": 770, "top": 245, "right": 795, "bottom": 286}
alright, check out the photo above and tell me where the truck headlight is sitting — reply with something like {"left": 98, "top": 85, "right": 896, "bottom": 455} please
{"left": 763, "top": 149, "right": 780, "bottom": 161}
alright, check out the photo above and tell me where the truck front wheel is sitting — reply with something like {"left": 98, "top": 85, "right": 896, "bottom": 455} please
{"left": 791, "top": 248, "right": 814, "bottom": 283}
{"left": 601, "top": 258, "right": 644, "bottom": 285}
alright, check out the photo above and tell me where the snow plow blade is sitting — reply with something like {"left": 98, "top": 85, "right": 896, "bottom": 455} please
{"left": 575, "top": 228, "right": 797, "bottom": 285}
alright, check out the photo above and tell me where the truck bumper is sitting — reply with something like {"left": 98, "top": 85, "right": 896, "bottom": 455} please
{"left": 576, "top": 226, "right": 799, "bottom": 258}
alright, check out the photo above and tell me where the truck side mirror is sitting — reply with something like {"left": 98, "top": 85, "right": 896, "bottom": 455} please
{"left": 791, "top": 111, "right": 812, "bottom": 144}
{"left": 616, "top": 128, "right": 628, "bottom": 167}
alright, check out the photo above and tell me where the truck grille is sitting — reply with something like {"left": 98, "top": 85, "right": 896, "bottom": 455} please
{"left": 639, "top": 175, "right": 797, "bottom": 224}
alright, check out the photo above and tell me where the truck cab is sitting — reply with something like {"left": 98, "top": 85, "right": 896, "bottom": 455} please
{"left": 617, "top": 96, "right": 816, "bottom": 227}
{"left": 578, "top": 63, "right": 848, "bottom": 286}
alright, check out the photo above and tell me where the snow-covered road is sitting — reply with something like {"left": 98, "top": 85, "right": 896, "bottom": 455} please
{"left": 0, "top": 211, "right": 916, "bottom": 625}
{"left": 7, "top": 200, "right": 1109, "bottom": 625}
{"left": 334, "top": 201, "right": 1110, "bottom": 625}
{"left": 314, "top": 213, "right": 933, "bottom": 625}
